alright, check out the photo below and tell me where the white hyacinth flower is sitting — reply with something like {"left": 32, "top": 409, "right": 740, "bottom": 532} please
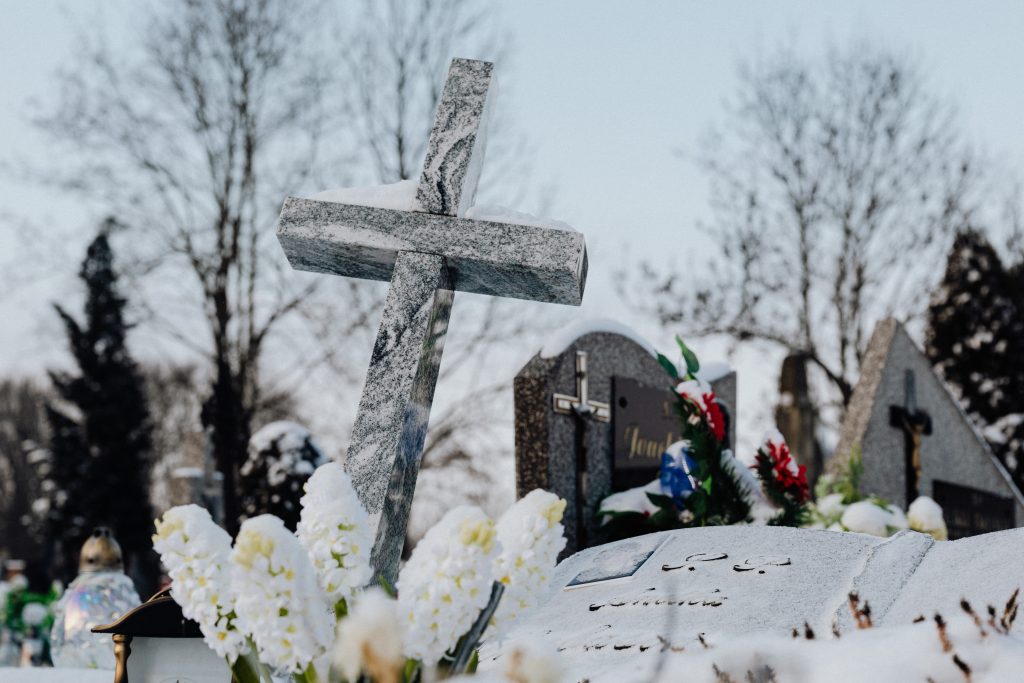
{"left": 397, "top": 506, "right": 499, "bottom": 663}
{"left": 153, "top": 505, "right": 246, "bottom": 661}
{"left": 501, "top": 636, "right": 565, "bottom": 683}
{"left": 333, "top": 588, "right": 405, "bottom": 683}
{"left": 296, "top": 462, "right": 373, "bottom": 607}
{"left": 490, "top": 490, "right": 567, "bottom": 636}
{"left": 231, "top": 514, "right": 334, "bottom": 676}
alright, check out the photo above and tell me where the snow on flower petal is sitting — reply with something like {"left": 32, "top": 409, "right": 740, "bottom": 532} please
{"left": 230, "top": 514, "right": 333, "bottom": 675}
{"left": 152, "top": 505, "right": 245, "bottom": 661}
{"left": 397, "top": 506, "right": 498, "bottom": 662}
{"left": 296, "top": 462, "right": 373, "bottom": 605}
{"left": 490, "top": 490, "right": 567, "bottom": 636}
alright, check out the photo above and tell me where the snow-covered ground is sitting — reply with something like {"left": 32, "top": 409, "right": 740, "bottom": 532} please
{"left": 0, "top": 668, "right": 112, "bottom": 683}
{"left": 624, "top": 615, "right": 1024, "bottom": 683}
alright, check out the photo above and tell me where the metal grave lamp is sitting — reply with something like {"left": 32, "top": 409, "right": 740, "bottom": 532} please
{"left": 92, "top": 588, "right": 229, "bottom": 683}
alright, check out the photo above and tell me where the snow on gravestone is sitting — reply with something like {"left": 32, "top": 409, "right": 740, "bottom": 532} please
{"left": 513, "top": 319, "right": 736, "bottom": 557}
{"left": 482, "top": 525, "right": 1024, "bottom": 683}
{"left": 831, "top": 318, "right": 1024, "bottom": 538}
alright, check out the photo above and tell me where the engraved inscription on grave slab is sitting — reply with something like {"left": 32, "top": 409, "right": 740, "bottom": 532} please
{"left": 482, "top": 525, "right": 1024, "bottom": 683}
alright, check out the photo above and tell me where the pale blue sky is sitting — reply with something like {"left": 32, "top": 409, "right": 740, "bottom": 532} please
{"left": 2, "top": 1, "right": 1023, "bottom": 450}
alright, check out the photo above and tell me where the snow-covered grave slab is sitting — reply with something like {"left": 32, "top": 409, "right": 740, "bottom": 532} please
{"left": 274, "top": 57, "right": 588, "bottom": 584}
{"left": 483, "top": 526, "right": 1024, "bottom": 682}
{"left": 0, "top": 668, "right": 112, "bottom": 683}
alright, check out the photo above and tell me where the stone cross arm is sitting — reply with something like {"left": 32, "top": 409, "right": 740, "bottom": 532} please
{"left": 277, "top": 198, "right": 587, "bottom": 306}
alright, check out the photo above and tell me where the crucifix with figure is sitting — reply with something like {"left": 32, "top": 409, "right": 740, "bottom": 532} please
{"left": 276, "top": 58, "right": 588, "bottom": 584}
{"left": 889, "top": 369, "right": 932, "bottom": 505}
{"left": 552, "top": 350, "right": 609, "bottom": 549}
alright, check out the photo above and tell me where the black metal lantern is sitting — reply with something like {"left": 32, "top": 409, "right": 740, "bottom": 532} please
{"left": 92, "top": 589, "right": 230, "bottom": 683}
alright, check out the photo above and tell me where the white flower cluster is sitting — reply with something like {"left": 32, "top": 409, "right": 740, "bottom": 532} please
{"left": 296, "top": 463, "right": 373, "bottom": 606}
{"left": 333, "top": 588, "right": 405, "bottom": 683}
{"left": 397, "top": 506, "right": 499, "bottom": 662}
{"left": 498, "top": 637, "right": 565, "bottom": 683}
{"left": 153, "top": 505, "right": 246, "bottom": 660}
{"left": 231, "top": 515, "right": 334, "bottom": 675}
{"left": 490, "top": 490, "right": 567, "bottom": 636}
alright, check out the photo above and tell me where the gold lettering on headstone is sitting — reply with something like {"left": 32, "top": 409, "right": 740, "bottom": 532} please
{"left": 623, "top": 425, "right": 678, "bottom": 461}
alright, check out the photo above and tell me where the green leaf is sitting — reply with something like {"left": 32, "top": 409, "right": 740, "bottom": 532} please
{"left": 378, "top": 575, "right": 397, "bottom": 598}
{"left": 645, "top": 492, "right": 676, "bottom": 509}
{"left": 657, "top": 353, "right": 680, "bottom": 381}
{"left": 688, "top": 489, "right": 709, "bottom": 517}
{"left": 229, "top": 653, "right": 263, "bottom": 683}
{"left": 676, "top": 335, "right": 700, "bottom": 377}
{"left": 402, "top": 659, "right": 422, "bottom": 683}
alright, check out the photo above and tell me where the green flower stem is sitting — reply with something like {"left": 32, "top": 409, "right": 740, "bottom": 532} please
{"left": 292, "top": 662, "right": 322, "bottom": 683}
{"left": 230, "top": 650, "right": 267, "bottom": 683}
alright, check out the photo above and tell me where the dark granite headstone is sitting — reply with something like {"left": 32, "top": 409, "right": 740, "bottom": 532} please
{"left": 514, "top": 326, "right": 736, "bottom": 557}
{"left": 832, "top": 318, "right": 1024, "bottom": 533}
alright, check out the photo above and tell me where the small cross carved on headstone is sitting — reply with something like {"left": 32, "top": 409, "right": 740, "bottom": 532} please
{"left": 889, "top": 369, "right": 933, "bottom": 504}
{"left": 552, "top": 351, "right": 610, "bottom": 422}
{"left": 276, "top": 58, "right": 588, "bottom": 584}
{"left": 550, "top": 350, "right": 610, "bottom": 550}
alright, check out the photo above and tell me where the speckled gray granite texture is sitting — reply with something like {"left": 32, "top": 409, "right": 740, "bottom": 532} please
{"left": 277, "top": 198, "right": 587, "bottom": 306}
{"left": 514, "top": 332, "right": 737, "bottom": 557}
{"left": 275, "top": 58, "right": 588, "bottom": 583}
{"left": 345, "top": 251, "right": 453, "bottom": 584}
{"left": 414, "top": 58, "right": 493, "bottom": 216}
{"left": 831, "top": 318, "right": 1024, "bottom": 520}
{"left": 480, "top": 526, "right": 1024, "bottom": 683}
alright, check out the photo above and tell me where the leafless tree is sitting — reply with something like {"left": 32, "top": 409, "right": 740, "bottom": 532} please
{"left": 335, "top": 0, "right": 545, "bottom": 463}
{"left": 631, "top": 42, "right": 981, "bottom": 409}
{"left": 35, "top": 0, "right": 365, "bottom": 533}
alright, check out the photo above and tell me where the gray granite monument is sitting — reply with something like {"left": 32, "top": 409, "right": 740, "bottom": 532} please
{"left": 514, "top": 323, "right": 736, "bottom": 556}
{"left": 482, "top": 525, "right": 1024, "bottom": 682}
{"left": 832, "top": 318, "right": 1024, "bottom": 537}
{"left": 276, "top": 58, "right": 588, "bottom": 583}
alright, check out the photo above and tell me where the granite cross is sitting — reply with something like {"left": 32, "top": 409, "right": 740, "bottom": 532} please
{"left": 276, "top": 58, "right": 588, "bottom": 583}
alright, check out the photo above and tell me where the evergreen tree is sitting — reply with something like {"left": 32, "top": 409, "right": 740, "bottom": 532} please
{"left": 46, "top": 223, "right": 159, "bottom": 591}
{"left": 926, "top": 229, "right": 1024, "bottom": 485}
{"left": 40, "top": 405, "right": 90, "bottom": 580}
{"left": 238, "top": 421, "right": 325, "bottom": 531}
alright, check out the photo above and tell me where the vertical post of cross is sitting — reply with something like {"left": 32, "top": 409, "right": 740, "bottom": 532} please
{"left": 346, "top": 59, "right": 494, "bottom": 584}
